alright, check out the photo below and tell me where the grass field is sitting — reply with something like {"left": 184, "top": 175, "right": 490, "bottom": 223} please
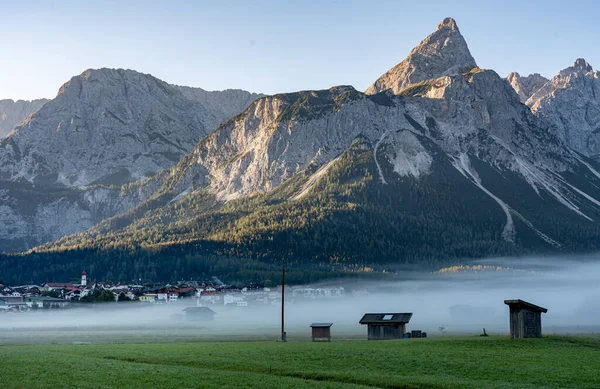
{"left": 1, "top": 336, "right": 599, "bottom": 389}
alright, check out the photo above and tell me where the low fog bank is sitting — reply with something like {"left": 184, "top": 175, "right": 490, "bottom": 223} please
{"left": 1, "top": 255, "right": 599, "bottom": 342}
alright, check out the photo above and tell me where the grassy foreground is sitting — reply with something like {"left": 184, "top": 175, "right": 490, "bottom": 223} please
{"left": 0, "top": 336, "right": 599, "bottom": 389}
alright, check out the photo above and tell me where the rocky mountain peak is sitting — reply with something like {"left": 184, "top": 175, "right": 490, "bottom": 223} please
{"left": 365, "top": 17, "right": 477, "bottom": 95}
{"left": 56, "top": 68, "right": 179, "bottom": 102}
{"left": 525, "top": 59, "right": 600, "bottom": 159}
{"left": 573, "top": 58, "right": 593, "bottom": 73}
{"left": 0, "top": 68, "right": 217, "bottom": 188}
{"left": 436, "top": 17, "right": 458, "bottom": 31}
{"left": 528, "top": 59, "right": 598, "bottom": 107}
{"left": 506, "top": 72, "right": 549, "bottom": 103}
{"left": 506, "top": 71, "right": 521, "bottom": 84}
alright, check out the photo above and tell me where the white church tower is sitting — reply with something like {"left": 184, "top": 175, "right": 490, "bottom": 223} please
{"left": 81, "top": 270, "right": 87, "bottom": 286}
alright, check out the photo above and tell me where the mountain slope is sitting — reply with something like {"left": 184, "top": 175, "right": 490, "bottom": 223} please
{"left": 0, "top": 69, "right": 263, "bottom": 251}
{"left": 12, "top": 72, "right": 600, "bottom": 282}
{"left": 0, "top": 99, "right": 49, "bottom": 138}
{"left": 365, "top": 17, "right": 477, "bottom": 95}
{"left": 525, "top": 59, "right": 600, "bottom": 159}
{"left": 0, "top": 180, "right": 131, "bottom": 252}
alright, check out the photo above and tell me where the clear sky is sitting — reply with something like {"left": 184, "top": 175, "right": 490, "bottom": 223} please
{"left": 1, "top": 0, "right": 599, "bottom": 100}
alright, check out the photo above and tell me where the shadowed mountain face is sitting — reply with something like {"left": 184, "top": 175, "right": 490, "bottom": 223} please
{"left": 0, "top": 99, "right": 49, "bottom": 138}
{"left": 3, "top": 18, "right": 600, "bottom": 284}
{"left": 177, "top": 86, "right": 265, "bottom": 126}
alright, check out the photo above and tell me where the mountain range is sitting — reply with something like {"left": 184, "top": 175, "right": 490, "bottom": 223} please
{"left": 2, "top": 17, "right": 600, "bottom": 284}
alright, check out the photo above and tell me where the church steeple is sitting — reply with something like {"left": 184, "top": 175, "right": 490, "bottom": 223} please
{"left": 81, "top": 270, "right": 87, "bottom": 286}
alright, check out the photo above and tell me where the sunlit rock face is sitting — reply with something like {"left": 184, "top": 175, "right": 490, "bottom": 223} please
{"left": 0, "top": 99, "right": 48, "bottom": 138}
{"left": 365, "top": 17, "right": 477, "bottom": 95}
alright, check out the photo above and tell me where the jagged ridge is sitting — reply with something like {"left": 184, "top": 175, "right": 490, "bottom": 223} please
{"left": 526, "top": 59, "right": 600, "bottom": 159}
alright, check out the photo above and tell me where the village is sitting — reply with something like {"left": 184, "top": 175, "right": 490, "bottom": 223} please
{"left": 0, "top": 269, "right": 552, "bottom": 342}
{"left": 0, "top": 270, "right": 348, "bottom": 313}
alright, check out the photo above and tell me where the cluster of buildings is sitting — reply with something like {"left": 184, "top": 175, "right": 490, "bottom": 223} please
{"left": 2, "top": 271, "right": 549, "bottom": 341}
{"left": 0, "top": 270, "right": 347, "bottom": 312}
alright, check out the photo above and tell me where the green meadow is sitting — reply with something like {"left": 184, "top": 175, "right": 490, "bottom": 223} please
{"left": 1, "top": 336, "right": 599, "bottom": 388}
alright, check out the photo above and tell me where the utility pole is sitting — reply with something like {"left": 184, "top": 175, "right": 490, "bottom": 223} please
{"left": 281, "top": 257, "right": 286, "bottom": 342}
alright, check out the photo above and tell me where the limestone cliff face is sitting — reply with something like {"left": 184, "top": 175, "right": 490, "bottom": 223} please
{"left": 0, "top": 68, "right": 218, "bottom": 188}
{"left": 150, "top": 67, "right": 577, "bottom": 197}
{"left": 506, "top": 72, "right": 549, "bottom": 103}
{"left": 365, "top": 17, "right": 477, "bottom": 95}
{"left": 0, "top": 99, "right": 49, "bottom": 138}
{"left": 0, "top": 68, "right": 263, "bottom": 251}
{"left": 525, "top": 59, "right": 600, "bottom": 159}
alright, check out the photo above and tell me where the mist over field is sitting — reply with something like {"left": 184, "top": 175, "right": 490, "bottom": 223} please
{"left": 1, "top": 255, "right": 599, "bottom": 344}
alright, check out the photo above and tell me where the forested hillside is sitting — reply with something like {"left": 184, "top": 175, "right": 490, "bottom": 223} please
{"left": 7, "top": 136, "right": 597, "bottom": 284}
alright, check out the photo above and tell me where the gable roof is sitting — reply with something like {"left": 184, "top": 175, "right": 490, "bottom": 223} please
{"left": 504, "top": 299, "right": 548, "bottom": 313}
{"left": 359, "top": 313, "right": 413, "bottom": 324}
{"left": 310, "top": 323, "right": 333, "bottom": 328}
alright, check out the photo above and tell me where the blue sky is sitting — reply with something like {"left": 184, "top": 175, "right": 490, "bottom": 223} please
{"left": 1, "top": 0, "right": 599, "bottom": 100}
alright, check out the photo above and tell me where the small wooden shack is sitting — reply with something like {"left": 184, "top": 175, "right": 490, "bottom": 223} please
{"left": 504, "top": 299, "right": 547, "bottom": 338}
{"left": 310, "top": 323, "right": 333, "bottom": 342}
{"left": 359, "top": 313, "right": 413, "bottom": 340}
{"left": 183, "top": 306, "right": 216, "bottom": 321}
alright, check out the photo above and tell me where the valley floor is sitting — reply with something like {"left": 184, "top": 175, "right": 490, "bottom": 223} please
{"left": 0, "top": 336, "right": 599, "bottom": 388}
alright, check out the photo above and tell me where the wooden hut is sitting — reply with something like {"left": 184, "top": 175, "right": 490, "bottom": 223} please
{"left": 504, "top": 299, "right": 547, "bottom": 338}
{"left": 359, "top": 313, "right": 413, "bottom": 340}
{"left": 183, "top": 306, "right": 216, "bottom": 321}
{"left": 310, "top": 323, "right": 333, "bottom": 342}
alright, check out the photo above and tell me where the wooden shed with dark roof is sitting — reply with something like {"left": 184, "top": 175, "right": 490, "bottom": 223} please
{"left": 310, "top": 323, "right": 333, "bottom": 342}
{"left": 504, "top": 300, "right": 547, "bottom": 338}
{"left": 359, "top": 313, "right": 413, "bottom": 340}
